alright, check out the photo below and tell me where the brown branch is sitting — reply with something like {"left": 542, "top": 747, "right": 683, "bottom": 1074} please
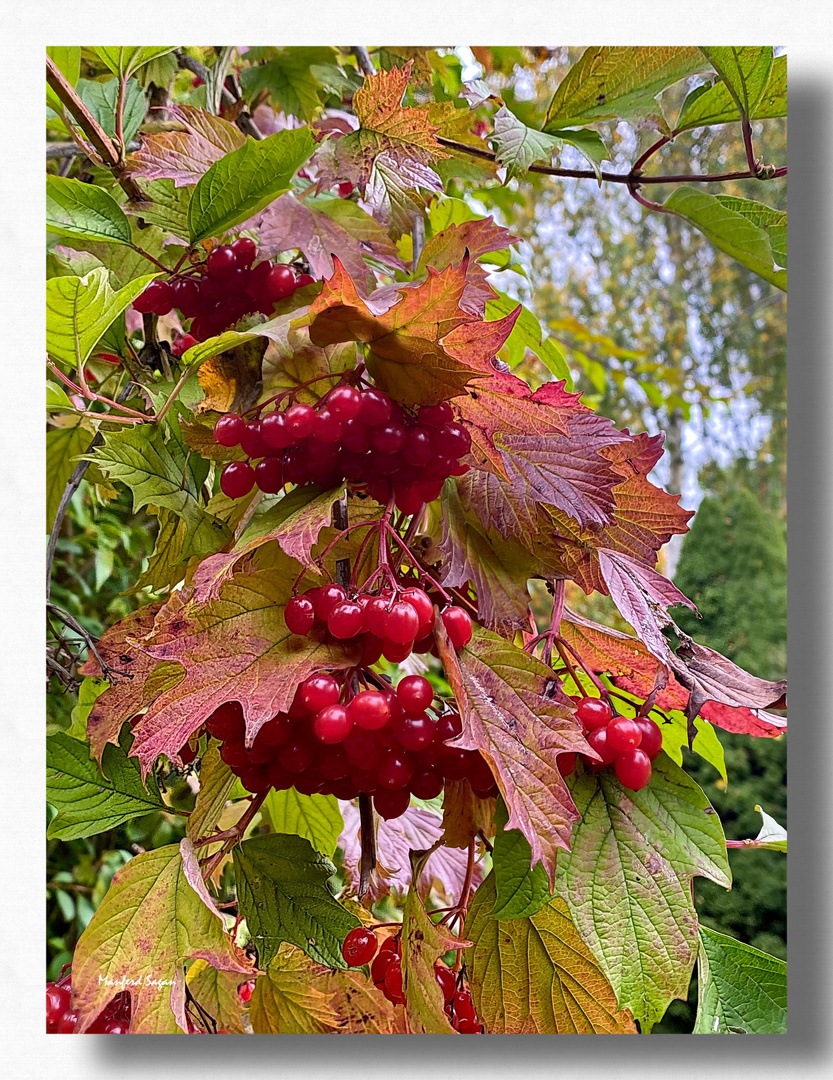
{"left": 436, "top": 135, "right": 786, "bottom": 187}
{"left": 358, "top": 792, "right": 376, "bottom": 898}
{"left": 46, "top": 55, "right": 147, "bottom": 203}
{"left": 351, "top": 47, "right": 376, "bottom": 76}
{"left": 175, "top": 51, "right": 263, "bottom": 139}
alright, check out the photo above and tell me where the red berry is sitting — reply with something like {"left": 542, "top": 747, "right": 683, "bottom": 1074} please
{"left": 134, "top": 279, "right": 174, "bottom": 316}
{"left": 377, "top": 750, "right": 415, "bottom": 790}
{"left": 46, "top": 983, "right": 71, "bottom": 1028}
{"left": 278, "top": 737, "right": 316, "bottom": 774}
{"left": 558, "top": 752, "right": 577, "bottom": 777}
{"left": 220, "top": 461, "right": 255, "bottom": 499}
{"left": 372, "top": 423, "right": 406, "bottom": 454}
{"left": 384, "top": 602, "right": 420, "bottom": 645}
{"left": 585, "top": 727, "right": 617, "bottom": 769}
{"left": 358, "top": 389, "right": 392, "bottom": 426}
{"left": 342, "top": 926, "right": 379, "bottom": 967}
{"left": 441, "top": 606, "right": 473, "bottom": 649}
{"left": 410, "top": 766, "right": 443, "bottom": 800}
{"left": 402, "top": 427, "right": 433, "bottom": 467}
{"left": 417, "top": 402, "right": 454, "bottom": 427}
{"left": 400, "top": 588, "right": 434, "bottom": 635}
{"left": 311, "top": 584, "right": 347, "bottom": 621}
{"left": 381, "top": 639, "right": 413, "bottom": 664}
{"left": 239, "top": 421, "right": 269, "bottom": 459}
{"left": 328, "top": 601, "right": 364, "bottom": 640}
{"left": 57, "top": 1011, "right": 78, "bottom": 1033}
{"left": 207, "top": 246, "right": 238, "bottom": 278}
{"left": 285, "top": 596, "right": 315, "bottom": 636}
{"left": 359, "top": 634, "right": 385, "bottom": 667}
{"left": 396, "top": 675, "right": 433, "bottom": 714}
{"left": 327, "top": 385, "right": 363, "bottom": 420}
{"left": 102, "top": 1020, "right": 130, "bottom": 1034}
{"left": 433, "top": 421, "right": 471, "bottom": 457}
{"left": 633, "top": 716, "right": 663, "bottom": 760}
{"left": 312, "top": 407, "right": 343, "bottom": 443}
{"left": 374, "top": 788, "right": 411, "bottom": 821}
{"left": 231, "top": 237, "right": 257, "bottom": 267}
{"left": 313, "top": 704, "right": 353, "bottom": 744}
{"left": 396, "top": 713, "right": 435, "bottom": 753}
{"left": 171, "top": 277, "right": 201, "bottom": 316}
{"left": 295, "top": 273, "right": 316, "bottom": 288}
{"left": 605, "top": 716, "right": 643, "bottom": 753}
{"left": 261, "top": 411, "right": 294, "bottom": 449}
{"left": 435, "top": 711, "right": 463, "bottom": 743}
{"left": 614, "top": 748, "right": 652, "bottom": 791}
{"left": 371, "top": 947, "right": 397, "bottom": 985}
{"left": 285, "top": 402, "right": 315, "bottom": 438}
{"left": 254, "top": 457, "right": 285, "bottom": 494}
{"left": 206, "top": 702, "right": 244, "bottom": 741}
{"left": 575, "top": 697, "right": 612, "bottom": 730}
{"left": 300, "top": 673, "right": 340, "bottom": 712}
{"left": 349, "top": 690, "right": 391, "bottom": 731}
{"left": 363, "top": 595, "right": 393, "bottom": 638}
{"left": 435, "top": 964, "right": 456, "bottom": 1003}
{"left": 265, "top": 264, "right": 296, "bottom": 300}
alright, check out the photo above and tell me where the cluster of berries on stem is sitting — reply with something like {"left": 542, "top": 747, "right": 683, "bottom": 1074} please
{"left": 214, "top": 382, "right": 472, "bottom": 514}
{"left": 46, "top": 968, "right": 131, "bottom": 1034}
{"left": 341, "top": 928, "right": 483, "bottom": 1033}
{"left": 132, "top": 236, "right": 315, "bottom": 347}
{"left": 573, "top": 696, "right": 662, "bottom": 790}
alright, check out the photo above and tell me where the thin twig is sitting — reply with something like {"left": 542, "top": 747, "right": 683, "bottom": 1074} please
{"left": 47, "top": 603, "right": 132, "bottom": 679}
{"left": 175, "top": 51, "right": 263, "bottom": 139}
{"left": 436, "top": 135, "right": 786, "bottom": 186}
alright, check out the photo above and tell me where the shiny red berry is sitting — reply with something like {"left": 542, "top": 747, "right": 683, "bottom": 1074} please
{"left": 614, "top": 748, "right": 652, "bottom": 791}
{"left": 575, "top": 697, "right": 612, "bottom": 730}
{"left": 341, "top": 926, "right": 379, "bottom": 967}
{"left": 441, "top": 606, "right": 473, "bottom": 649}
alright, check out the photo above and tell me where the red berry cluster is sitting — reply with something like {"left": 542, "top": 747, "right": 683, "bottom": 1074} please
{"left": 133, "top": 236, "right": 315, "bottom": 343}
{"left": 214, "top": 387, "right": 472, "bottom": 512}
{"left": 341, "top": 929, "right": 483, "bottom": 1033}
{"left": 573, "top": 697, "right": 662, "bottom": 791}
{"left": 205, "top": 673, "right": 496, "bottom": 822}
{"left": 46, "top": 969, "right": 131, "bottom": 1034}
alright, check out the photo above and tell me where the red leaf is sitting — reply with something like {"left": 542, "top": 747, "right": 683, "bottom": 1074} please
{"left": 122, "top": 566, "right": 360, "bottom": 774}
{"left": 257, "top": 193, "right": 377, "bottom": 290}
{"left": 699, "top": 700, "right": 787, "bottom": 738}
{"left": 669, "top": 635, "right": 787, "bottom": 720}
{"left": 128, "top": 105, "right": 246, "bottom": 186}
{"left": 436, "top": 624, "right": 594, "bottom": 888}
{"left": 598, "top": 549, "right": 696, "bottom": 660}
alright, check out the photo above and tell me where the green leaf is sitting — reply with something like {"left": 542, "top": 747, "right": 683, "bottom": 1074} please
{"left": 47, "top": 46, "right": 80, "bottom": 113}
{"left": 129, "top": 179, "right": 192, "bottom": 239}
{"left": 77, "top": 77, "right": 146, "bottom": 147}
{"left": 544, "top": 46, "right": 706, "bottom": 130}
{"left": 90, "top": 418, "right": 231, "bottom": 556}
{"left": 188, "top": 128, "right": 315, "bottom": 243}
{"left": 547, "top": 127, "right": 609, "bottom": 179}
{"left": 490, "top": 105, "right": 560, "bottom": 181}
{"left": 491, "top": 797, "right": 552, "bottom": 920}
{"left": 485, "top": 292, "right": 572, "bottom": 385}
{"left": 664, "top": 186, "right": 786, "bottom": 291}
{"left": 714, "top": 195, "right": 786, "bottom": 268}
{"left": 46, "top": 267, "right": 157, "bottom": 368}
{"left": 47, "top": 176, "right": 132, "bottom": 246}
{"left": 186, "top": 741, "right": 237, "bottom": 842}
{"left": 660, "top": 711, "right": 728, "bottom": 782}
{"left": 261, "top": 788, "right": 344, "bottom": 858}
{"left": 233, "top": 832, "right": 359, "bottom": 969}
{"left": 694, "top": 926, "right": 787, "bottom": 1033}
{"left": 556, "top": 756, "right": 732, "bottom": 1031}
{"left": 698, "top": 47, "right": 773, "bottom": 122}
{"left": 46, "top": 730, "right": 167, "bottom": 839}
{"left": 72, "top": 839, "right": 249, "bottom": 1033}
{"left": 239, "top": 47, "right": 335, "bottom": 122}
{"left": 68, "top": 676, "right": 109, "bottom": 740}
{"left": 249, "top": 945, "right": 339, "bottom": 1033}
{"left": 95, "top": 46, "right": 177, "bottom": 80}
{"left": 466, "top": 873, "right": 637, "bottom": 1033}
{"left": 675, "top": 53, "right": 786, "bottom": 132}
{"left": 46, "top": 423, "right": 89, "bottom": 532}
